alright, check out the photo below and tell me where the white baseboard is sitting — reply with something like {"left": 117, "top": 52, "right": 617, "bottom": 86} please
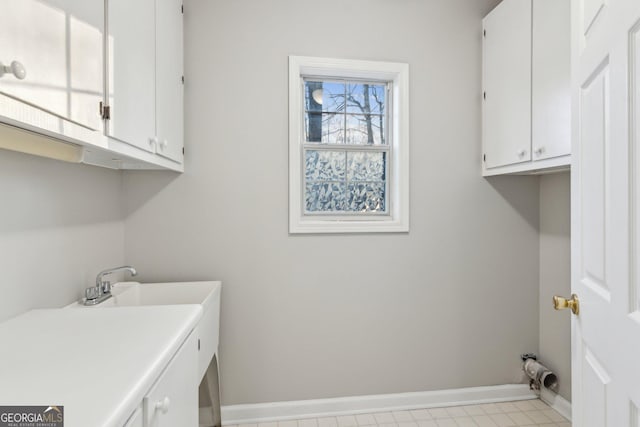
{"left": 221, "top": 384, "right": 538, "bottom": 425}
{"left": 540, "top": 388, "right": 572, "bottom": 422}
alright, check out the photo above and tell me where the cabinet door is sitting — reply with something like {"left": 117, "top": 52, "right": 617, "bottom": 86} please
{"left": 482, "top": 0, "right": 532, "bottom": 169}
{"left": 0, "top": 0, "right": 103, "bottom": 130}
{"left": 155, "top": 0, "right": 184, "bottom": 163}
{"left": 144, "top": 332, "right": 198, "bottom": 427}
{"left": 107, "top": 0, "right": 156, "bottom": 153}
{"left": 124, "top": 406, "right": 143, "bottom": 427}
{"left": 531, "top": 0, "right": 570, "bottom": 161}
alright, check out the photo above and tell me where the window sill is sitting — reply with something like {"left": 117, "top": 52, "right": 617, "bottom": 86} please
{"left": 289, "top": 217, "right": 409, "bottom": 234}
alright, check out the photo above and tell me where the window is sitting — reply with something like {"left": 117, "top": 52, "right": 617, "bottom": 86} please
{"left": 304, "top": 79, "right": 388, "bottom": 214}
{"left": 289, "top": 56, "right": 409, "bottom": 233}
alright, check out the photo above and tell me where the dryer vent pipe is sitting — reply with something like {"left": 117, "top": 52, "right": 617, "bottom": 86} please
{"left": 522, "top": 354, "right": 558, "bottom": 392}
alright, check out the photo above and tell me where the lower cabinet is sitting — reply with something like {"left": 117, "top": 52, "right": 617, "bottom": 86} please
{"left": 144, "top": 331, "right": 199, "bottom": 426}
{"left": 123, "top": 330, "right": 199, "bottom": 427}
{"left": 124, "top": 407, "right": 143, "bottom": 427}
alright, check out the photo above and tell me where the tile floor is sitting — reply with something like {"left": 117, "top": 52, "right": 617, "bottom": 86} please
{"left": 228, "top": 399, "right": 570, "bottom": 427}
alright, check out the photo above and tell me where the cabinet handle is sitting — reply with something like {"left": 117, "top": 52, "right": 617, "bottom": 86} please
{"left": 149, "top": 137, "right": 158, "bottom": 146}
{"left": 534, "top": 147, "right": 545, "bottom": 156}
{"left": 155, "top": 396, "right": 171, "bottom": 414}
{"left": 517, "top": 149, "right": 527, "bottom": 158}
{"left": 0, "top": 60, "right": 27, "bottom": 80}
{"left": 159, "top": 139, "right": 168, "bottom": 149}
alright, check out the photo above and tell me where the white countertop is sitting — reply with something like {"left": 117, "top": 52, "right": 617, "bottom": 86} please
{"left": 0, "top": 305, "right": 202, "bottom": 427}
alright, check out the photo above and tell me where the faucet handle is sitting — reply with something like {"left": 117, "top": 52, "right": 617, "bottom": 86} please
{"left": 85, "top": 287, "right": 100, "bottom": 300}
{"left": 101, "top": 280, "right": 112, "bottom": 294}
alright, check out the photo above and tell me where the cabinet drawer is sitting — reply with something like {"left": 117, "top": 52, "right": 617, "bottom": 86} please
{"left": 144, "top": 331, "right": 199, "bottom": 427}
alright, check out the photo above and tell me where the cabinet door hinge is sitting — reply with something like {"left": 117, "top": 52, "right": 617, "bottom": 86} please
{"left": 483, "top": 91, "right": 486, "bottom": 100}
{"left": 181, "top": 4, "right": 184, "bottom": 13}
{"left": 99, "top": 101, "right": 111, "bottom": 120}
{"left": 181, "top": 75, "right": 184, "bottom": 84}
{"left": 483, "top": 29, "right": 486, "bottom": 37}
{"left": 483, "top": 154, "right": 486, "bottom": 162}
{"left": 182, "top": 147, "right": 185, "bottom": 155}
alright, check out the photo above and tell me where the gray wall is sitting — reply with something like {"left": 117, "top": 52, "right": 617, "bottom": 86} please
{"left": 539, "top": 172, "right": 571, "bottom": 401}
{"left": 123, "top": 0, "right": 541, "bottom": 405}
{"left": 0, "top": 149, "right": 124, "bottom": 322}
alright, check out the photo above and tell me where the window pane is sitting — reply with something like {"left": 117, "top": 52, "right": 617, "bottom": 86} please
{"left": 305, "top": 81, "right": 323, "bottom": 114}
{"left": 305, "top": 182, "right": 347, "bottom": 212}
{"left": 305, "top": 150, "right": 346, "bottom": 181}
{"left": 347, "top": 152, "right": 386, "bottom": 181}
{"left": 348, "top": 182, "right": 386, "bottom": 212}
{"left": 346, "top": 114, "right": 385, "bottom": 145}
{"left": 346, "top": 83, "right": 385, "bottom": 115}
{"left": 301, "top": 79, "right": 389, "bottom": 215}
{"left": 304, "top": 81, "right": 345, "bottom": 113}
{"left": 305, "top": 112, "right": 344, "bottom": 143}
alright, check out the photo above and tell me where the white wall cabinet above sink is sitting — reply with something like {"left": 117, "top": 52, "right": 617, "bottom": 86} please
{"left": 0, "top": 0, "right": 107, "bottom": 153}
{"left": 482, "top": 0, "right": 570, "bottom": 176}
{"left": 107, "top": 0, "right": 157, "bottom": 155}
{"left": 0, "top": 0, "right": 184, "bottom": 171}
{"left": 107, "top": 0, "right": 184, "bottom": 164}
{"left": 0, "top": 0, "right": 104, "bottom": 132}
{"left": 155, "top": 0, "right": 185, "bottom": 163}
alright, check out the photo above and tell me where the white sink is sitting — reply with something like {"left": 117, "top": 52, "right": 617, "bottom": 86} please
{"left": 103, "top": 281, "right": 219, "bottom": 307}
{"left": 69, "top": 280, "right": 221, "bottom": 381}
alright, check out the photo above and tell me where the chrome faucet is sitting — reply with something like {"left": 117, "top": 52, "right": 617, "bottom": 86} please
{"left": 84, "top": 266, "right": 137, "bottom": 306}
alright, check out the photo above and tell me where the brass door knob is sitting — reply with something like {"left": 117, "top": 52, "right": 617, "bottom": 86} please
{"left": 553, "top": 294, "right": 579, "bottom": 315}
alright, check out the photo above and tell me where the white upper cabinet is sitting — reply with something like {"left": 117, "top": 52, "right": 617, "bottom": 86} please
{"left": 0, "top": 0, "right": 104, "bottom": 131}
{"left": 482, "top": 0, "right": 532, "bottom": 170}
{"left": 531, "top": 0, "right": 571, "bottom": 162}
{"left": 107, "top": 0, "right": 157, "bottom": 153}
{"left": 482, "top": 0, "right": 570, "bottom": 176}
{"left": 0, "top": 0, "right": 184, "bottom": 171}
{"left": 106, "top": 0, "right": 184, "bottom": 164}
{"left": 155, "top": 0, "right": 184, "bottom": 163}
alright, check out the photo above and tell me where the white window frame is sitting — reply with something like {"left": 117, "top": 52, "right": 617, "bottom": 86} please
{"left": 289, "top": 56, "right": 410, "bottom": 234}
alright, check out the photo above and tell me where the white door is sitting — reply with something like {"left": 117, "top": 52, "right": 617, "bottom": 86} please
{"left": 571, "top": 0, "right": 640, "bottom": 425}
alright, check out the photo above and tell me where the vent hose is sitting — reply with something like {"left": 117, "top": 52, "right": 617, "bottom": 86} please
{"left": 522, "top": 355, "right": 558, "bottom": 392}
